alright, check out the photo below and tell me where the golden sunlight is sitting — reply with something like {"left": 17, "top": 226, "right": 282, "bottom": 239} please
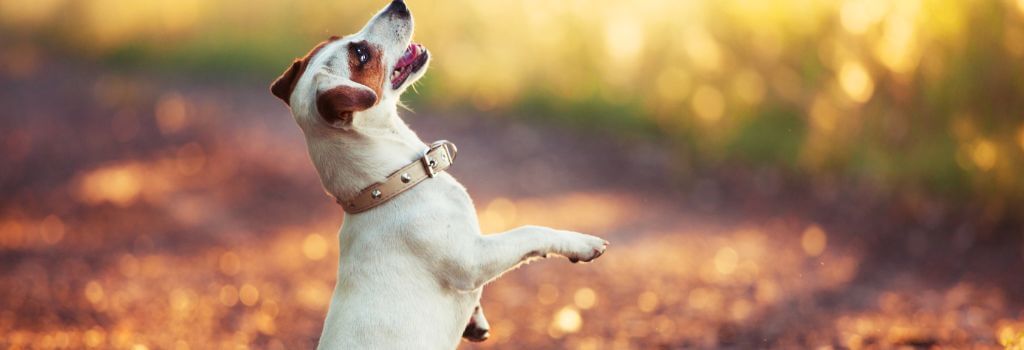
{"left": 732, "top": 69, "right": 766, "bottom": 106}
{"left": 219, "top": 251, "right": 241, "bottom": 276}
{"left": 84, "top": 327, "right": 106, "bottom": 348}
{"left": 604, "top": 15, "right": 646, "bottom": 68}
{"left": 298, "top": 281, "right": 331, "bottom": 310}
{"left": 573, "top": 288, "right": 597, "bottom": 310}
{"left": 838, "top": 61, "right": 875, "bottom": 103}
{"left": 84, "top": 281, "right": 105, "bottom": 304}
{"left": 0, "top": 0, "right": 63, "bottom": 26}
{"left": 874, "top": 9, "right": 921, "bottom": 75}
{"left": 730, "top": 299, "right": 754, "bottom": 321}
{"left": 998, "top": 321, "right": 1024, "bottom": 348}
{"left": 239, "top": 284, "right": 260, "bottom": 306}
{"left": 801, "top": 225, "right": 828, "bottom": 257}
{"left": 839, "top": 0, "right": 886, "bottom": 35}
{"left": 479, "top": 197, "right": 518, "bottom": 233}
{"left": 810, "top": 94, "right": 840, "bottom": 133}
{"left": 219, "top": 285, "right": 239, "bottom": 307}
{"left": 637, "top": 291, "right": 659, "bottom": 313}
{"left": 687, "top": 287, "right": 723, "bottom": 312}
{"left": 691, "top": 85, "right": 726, "bottom": 122}
{"left": 3, "top": 1, "right": 1023, "bottom": 348}
{"left": 302, "top": 234, "right": 328, "bottom": 261}
{"left": 684, "top": 28, "right": 724, "bottom": 72}
{"left": 655, "top": 67, "right": 693, "bottom": 106}
{"left": 480, "top": 193, "right": 633, "bottom": 234}
{"left": 971, "top": 139, "right": 998, "bottom": 171}
{"left": 77, "top": 164, "right": 144, "bottom": 206}
{"left": 552, "top": 306, "right": 583, "bottom": 334}
{"left": 713, "top": 247, "right": 739, "bottom": 275}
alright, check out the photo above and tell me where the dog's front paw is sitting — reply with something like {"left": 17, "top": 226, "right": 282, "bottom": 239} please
{"left": 556, "top": 232, "right": 608, "bottom": 263}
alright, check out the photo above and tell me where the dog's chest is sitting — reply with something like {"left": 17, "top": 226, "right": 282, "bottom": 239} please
{"left": 338, "top": 175, "right": 479, "bottom": 260}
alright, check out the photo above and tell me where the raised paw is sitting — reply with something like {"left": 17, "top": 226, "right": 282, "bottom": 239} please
{"left": 558, "top": 232, "right": 609, "bottom": 264}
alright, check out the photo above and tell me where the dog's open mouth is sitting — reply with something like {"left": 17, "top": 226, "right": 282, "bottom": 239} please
{"left": 391, "top": 43, "right": 428, "bottom": 90}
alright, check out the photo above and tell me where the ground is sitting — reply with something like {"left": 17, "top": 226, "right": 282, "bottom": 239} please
{"left": 1, "top": 62, "right": 1023, "bottom": 349}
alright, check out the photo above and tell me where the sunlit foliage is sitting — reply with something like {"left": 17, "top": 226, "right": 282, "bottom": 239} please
{"left": 2, "top": 0, "right": 1023, "bottom": 200}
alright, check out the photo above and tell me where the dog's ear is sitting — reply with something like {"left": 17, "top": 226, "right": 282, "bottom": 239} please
{"left": 271, "top": 59, "right": 303, "bottom": 105}
{"left": 270, "top": 36, "right": 341, "bottom": 106}
{"left": 316, "top": 85, "right": 378, "bottom": 128}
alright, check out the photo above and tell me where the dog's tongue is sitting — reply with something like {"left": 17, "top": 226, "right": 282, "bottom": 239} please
{"left": 397, "top": 44, "right": 420, "bottom": 68}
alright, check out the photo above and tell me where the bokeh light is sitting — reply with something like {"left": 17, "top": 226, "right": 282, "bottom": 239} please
{"left": 1, "top": 0, "right": 1023, "bottom": 349}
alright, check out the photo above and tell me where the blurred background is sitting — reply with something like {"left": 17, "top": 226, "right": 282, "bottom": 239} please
{"left": 2, "top": 0, "right": 1024, "bottom": 348}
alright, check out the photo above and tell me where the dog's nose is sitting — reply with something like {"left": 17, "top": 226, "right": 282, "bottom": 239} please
{"left": 385, "top": 0, "right": 410, "bottom": 18}
{"left": 462, "top": 324, "right": 490, "bottom": 342}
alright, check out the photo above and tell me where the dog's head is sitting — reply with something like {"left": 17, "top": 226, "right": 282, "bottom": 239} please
{"left": 270, "top": 0, "right": 429, "bottom": 130}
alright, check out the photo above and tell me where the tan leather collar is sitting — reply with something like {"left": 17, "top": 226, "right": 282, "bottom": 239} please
{"left": 337, "top": 140, "right": 458, "bottom": 214}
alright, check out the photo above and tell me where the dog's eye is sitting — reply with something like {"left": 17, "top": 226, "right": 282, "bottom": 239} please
{"left": 355, "top": 46, "right": 370, "bottom": 65}
{"left": 348, "top": 42, "right": 374, "bottom": 67}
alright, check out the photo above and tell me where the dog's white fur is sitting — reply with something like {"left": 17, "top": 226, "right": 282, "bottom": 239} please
{"left": 277, "top": 2, "right": 608, "bottom": 349}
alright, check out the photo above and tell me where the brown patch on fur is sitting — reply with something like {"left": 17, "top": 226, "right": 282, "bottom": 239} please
{"left": 270, "top": 36, "right": 340, "bottom": 105}
{"left": 316, "top": 85, "right": 378, "bottom": 125}
{"left": 347, "top": 41, "right": 385, "bottom": 105}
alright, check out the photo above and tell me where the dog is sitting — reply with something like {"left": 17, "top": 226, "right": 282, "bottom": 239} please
{"left": 270, "top": 1, "right": 608, "bottom": 348}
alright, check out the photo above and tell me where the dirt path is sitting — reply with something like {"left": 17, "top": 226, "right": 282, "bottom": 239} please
{"left": 1, "top": 63, "right": 1022, "bottom": 349}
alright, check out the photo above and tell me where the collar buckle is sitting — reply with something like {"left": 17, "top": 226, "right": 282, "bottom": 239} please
{"left": 420, "top": 141, "right": 454, "bottom": 178}
{"left": 421, "top": 154, "right": 438, "bottom": 178}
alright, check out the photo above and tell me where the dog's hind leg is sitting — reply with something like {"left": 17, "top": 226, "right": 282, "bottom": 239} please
{"left": 461, "top": 304, "right": 490, "bottom": 342}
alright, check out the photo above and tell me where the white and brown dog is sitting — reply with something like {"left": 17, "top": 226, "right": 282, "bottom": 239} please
{"left": 270, "top": 1, "right": 608, "bottom": 348}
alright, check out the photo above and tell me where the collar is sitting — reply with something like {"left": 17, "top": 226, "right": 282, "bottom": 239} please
{"left": 336, "top": 140, "right": 458, "bottom": 214}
